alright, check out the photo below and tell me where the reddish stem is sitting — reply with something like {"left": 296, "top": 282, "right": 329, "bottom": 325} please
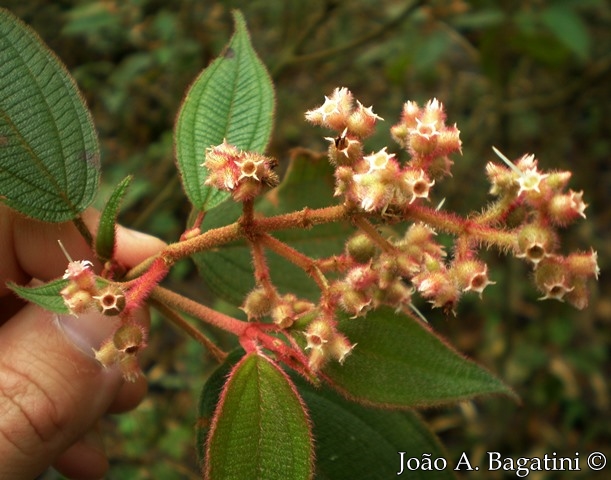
{"left": 258, "top": 233, "right": 329, "bottom": 292}
{"left": 150, "top": 286, "right": 248, "bottom": 337}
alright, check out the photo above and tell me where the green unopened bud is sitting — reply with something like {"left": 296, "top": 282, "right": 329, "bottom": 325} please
{"left": 113, "top": 323, "right": 146, "bottom": 354}
{"left": 346, "top": 232, "right": 377, "bottom": 263}
{"left": 241, "top": 287, "right": 272, "bottom": 320}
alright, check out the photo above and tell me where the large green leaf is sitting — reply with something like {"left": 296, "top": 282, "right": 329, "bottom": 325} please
{"left": 291, "top": 374, "right": 457, "bottom": 480}
{"left": 198, "top": 349, "right": 456, "bottom": 479}
{"left": 0, "top": 8, "right": 100, "bottom": 222}
{"left": 202, "top": 352, "right": 313, "bottom": 480}
{"left": 193, "top": 152, "right": 351, "bottom": 306}
{"left": 174, "top": 10, "right": 274, "bottom": 212}
{"left": 324, "top": 307, "right": 517, "bottom": 407}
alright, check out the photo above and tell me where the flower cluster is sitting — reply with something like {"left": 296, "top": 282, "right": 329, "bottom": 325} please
{"left": 61, "top": 259, "right": 146, "bottom": 381}
{"left": 306, "top": 88, "right": 461, "bottom": 214}
{"left": 485, "top": 149, "right": 598, "bottom": 308}
{"left": 202, "top": 140, "right": 279, "bottom": 201}
{"left": 61, "top": 260, "right": 126, "bottom": 316}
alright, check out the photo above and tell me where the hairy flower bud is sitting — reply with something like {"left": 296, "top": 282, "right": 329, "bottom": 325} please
{"left": 305, "top": 87, "right": 353, "bottom": 131}
{"left": 451, "top": 260, "right": 495, "bottom": 297}
{"left": 516, "top": 224, "right": 557, "bottom": 266}
{"left": 60, "top": 287, "right": 93, "bottom": 315}
{"left": 346, "top": 101, "right": 383, "bottom": 138}
{"left": 113, "top": 323, "right": 147, "bottom": 354}
{"left": 548, "top": 190, "right": 587, "bottom": 226}
{"left": 534, "top": 258, "right": 574, "bottom": 303}
{"left": 412, "top": 269, "right": 459, "bottom": 312}
{"left": 346, "top": 232, "right": 377, "bottom": 264}
{"left": 93, "top": 285, "right": 126, "bottom": 316}
{"left": 203, "top": 141, "right": 278, "bottom": 201}
{"left": 241, "top": 287, "right": 273, "bottom": 320}
{"left": 566, "top": 250, "right": 599, "bottom": 280}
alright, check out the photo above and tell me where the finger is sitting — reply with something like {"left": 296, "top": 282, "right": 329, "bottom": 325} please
{"left": 107, "top": 374, "right": 148, "bottom": 414}
{"left": 0, "top": 305, "right": 123, "bottom": 479}
{"left": 0, "top": 206, "right": 166, "bottom": 297}
{"left": 51, "top": 425, "right": 108, "bottom": 480}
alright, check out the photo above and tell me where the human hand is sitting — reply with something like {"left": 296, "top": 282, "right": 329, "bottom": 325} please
{"left": 0, "top": 206, "right": 166, "bottom": 479}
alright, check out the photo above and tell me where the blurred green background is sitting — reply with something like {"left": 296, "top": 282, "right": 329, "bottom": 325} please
{"left": 4, "top": 0, "right": 609, "bottom": 478}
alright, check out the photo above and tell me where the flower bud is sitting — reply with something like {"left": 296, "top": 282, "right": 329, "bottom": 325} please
{"left": 403, "top": 168, "right": 435, "bottom": 204}
{"left": 93, "top": 285, "right": 126, "bottom": 316}
{"left": 118, "top": 352, "right": 142, "bottom": 382}
{"left": 60, "top": 287, "right": 93, "bottom": 315}
{"left": 93, "top": 338, "right": 119, "bottom": 368}
{"left": 241, "top": 287, "right": 273, "bottom": 320}
{"left": 305, "top": 87, "right": 353, "bottom": 131}
{"left": 451, "top": 260, "right": 495, "bottom": 298}
{"left": 516, "top": 224, "right": 557, "bottom": 266}
{"left": 327, "top": 333, "right": 356, "bottom": 364}
{"left": 413, "top": 270, "right": 459, "bottom": 312}
{"left": 564, "top": 277, "right": 589, "bottom": 310}
{"left": 548, "top": 190, "right": 587, "bottom": 226}
{"left": 338, "top": 285, "right": 372, "bottom": 317}
{"left": 346, "top": 232, "right": 377, "bottom": 263}
{"left": 346, "top": 101, "right": 383, "bottom": 138}
{"left": 565, "top": 250, "right": 599, "bottom": 279}
{"left": 113, "top": 323, "right": 147, "bottom": 354}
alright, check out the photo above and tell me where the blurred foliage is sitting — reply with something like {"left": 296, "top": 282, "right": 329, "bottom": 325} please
{"left": 8, "top": 0, "right": 608, "bottom": 478}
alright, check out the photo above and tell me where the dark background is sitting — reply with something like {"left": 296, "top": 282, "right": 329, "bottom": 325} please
{"left": 3, "top": 1, "right": 609, "bottom": 478}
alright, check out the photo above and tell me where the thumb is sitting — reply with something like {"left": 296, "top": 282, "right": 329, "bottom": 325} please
{"left": 0, "top": 304, "right": 123, "bottom": 479}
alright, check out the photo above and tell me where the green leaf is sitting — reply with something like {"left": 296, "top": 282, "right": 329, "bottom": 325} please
{"left": 174, "top": 10, "right": 274, "bottom": 212}
{"left": 291, "top": 374, "right": 457, "bottom": 480}
{"left": 193, "top": 151, "right": 352, "bottom": 306}
{"left": 540, "top": 5, "right": 590, "bottom": 61}
{"left": 196, "top": 348, "right": 245, "bottom": 464}
{"left": 0, "top": 8, "right": 100, "bottom": 222}
{"left": 95, "top": 175, "right": 132, "bottom": 262}
{"left": 202, "top": 352, "right": 313, "bottom": 480}
{"left": 324, "top": 307, "right": 517, "bottom": 407}
{"left": 8, "top": 278, "right": 70, "bottom": 314}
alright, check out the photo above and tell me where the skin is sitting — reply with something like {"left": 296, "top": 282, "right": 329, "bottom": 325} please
{"left": 0, "top": 205, "right": 166, "bottom": 479}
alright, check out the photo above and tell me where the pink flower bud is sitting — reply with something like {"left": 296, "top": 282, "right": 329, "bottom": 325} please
{"left": 347, "top": 101, "right": 383, "bottom": 138}
{"left": 327, "top": 333, "right": 356, "bottom": 364}
{"left": 403, "top": 168, "right": 435, "bottom": 204}
{"left": 325, "top": 129, "right": 362, "bottom": 166}
{"left": 304, "top": 319, "right": 333, "bottom": 352}
{"left": 63, "top": 260, "right": 96, "bottom": 291}
{"left": 202, "top": 142, "right": 278, "bottom": 201}
{"left": 305, "top": 87, "right": 354, "bottom": 131}
{"left": 451, "top": 260, "right": 495, "bottom": 298}
{"left": 61, "top": 287, "right": 94, "bottom": 315}
{"left": 566, "top": 250, "right": 599, "bottom": 280}
{"left": 486, "top": 162, "right": 514, "bottom": 196}
{"left": 412, "top": 270, "right": 459, "bottom": 312}
{"left": 338, "top": 285, "right": 372, "bottom": 317}
{"left": 548, "top": 190, "right": 587, "bottom": 226}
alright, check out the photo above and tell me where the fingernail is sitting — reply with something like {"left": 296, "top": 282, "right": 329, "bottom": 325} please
{"left": 55, "top": 311, "right": 120, "bottom": 358}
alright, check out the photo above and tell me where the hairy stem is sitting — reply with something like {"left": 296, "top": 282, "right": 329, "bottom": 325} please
{"left": 353, "top": 216, "right": 399, "bottom": 254}
{"left": 259, "top": 233, "right": 329, "bottom": 292}
{"left": 151, "top": 299, "right": 227, "bottom": 363}
{"left": 150, "top": 286, "right": 247, "bottom": 337}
